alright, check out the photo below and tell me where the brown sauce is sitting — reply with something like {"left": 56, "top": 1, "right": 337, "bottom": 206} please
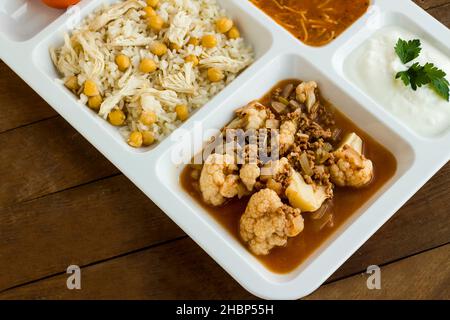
{"left": 180, "top": 80, "right": 397, "bottom": 274}
{"left": 250, "top": 0, "right": 370, "bottom": 47}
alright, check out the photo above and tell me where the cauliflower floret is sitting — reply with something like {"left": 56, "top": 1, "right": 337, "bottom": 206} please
{"left": 279, "top": 120, "right": 297, "bottom": 153}
{"left": 330, "top": 145, "right": 374, "bottom": 188}
{"left": 260, "top": 157, "right": 292, "bottom": 195}
{"left": 226, "top": 101, "right": 270, "bottom": 130}
{"left": 296, "top": 81, "right": 317, "bottom": 112}
{"left": 261, "top": 157, "right": 290, "bottom": 179}
{"left": 240, "top": 189, "right": 304, "bottom": 255}
{"left": 240, "top": 164, "right": 261, "bottom": 191}
{"left": 199, "top": 154, "right": 240, "bottom": 206}
{"left": 221, "top": 174, "right": 240, "bottom": 198}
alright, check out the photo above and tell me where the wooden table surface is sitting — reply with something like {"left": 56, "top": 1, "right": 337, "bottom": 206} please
{"left": 0, "top": 0, "right": 449, "bottom": 300}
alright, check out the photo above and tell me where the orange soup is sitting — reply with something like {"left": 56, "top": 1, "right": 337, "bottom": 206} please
{"left": 250, "top": 0, "right": 370, "bottom": 46}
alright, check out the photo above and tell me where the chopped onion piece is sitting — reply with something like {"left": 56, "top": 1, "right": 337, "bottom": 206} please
{"left": 278, "top": 96, "right": 290, "bottom": 105}
{"left": 300, "top": 152, "right": 314, "bottom": 176}
{"left": 289, "top": 99, "right": 302, "bottom": 109}
{"left": 271, "top": 101, "right": 288, "bottom": 114}
{"left": 311, "top": 202, "right": 330, "bottom": 220}
{"left": 282, "top": 83, "right": 294, "bottom": 98}
{"left": 323, "top": 143, "right": 333, "bottom": 152}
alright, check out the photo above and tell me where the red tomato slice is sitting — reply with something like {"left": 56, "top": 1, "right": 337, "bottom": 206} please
{"left": 42, "top": 0, "right": 80, "bottom": 9}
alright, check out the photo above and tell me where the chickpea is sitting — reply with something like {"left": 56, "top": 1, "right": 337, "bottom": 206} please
{"left": 216, "top": 17, "right": 233, "bottom": 34}
{"left": 142, "top": 131, "right": 156, "bottom": 146}
{"left": 83, "top": 79, "right": 99, "bottom": 97}
{"left": 143, "top": 6, "right": 156, "bottom": 17}
{"left": 188, "top": 37, "right": 199, "bottom": 46}
{"left": 175, "top": 104, "right": 189, "bottom": 121}
{"left": 139, "top": 58, "right": 157, "bottom": 73}
{"left": 150, "top": 41, "right": 168, "bottom": 56}
{"left": 148, "top": 15, "right": 164, "bottom": 31}
{"left": 88, "top": 95, "right": 102, "bottom": 111}
{"left": 128, "top": 131, "right": 143, "bottom": 148}
{"left": 115, "top": 54, "right": 130, "bottom": 72}
{"left": 170, "top": 42, "right": 181, "bottom": 51}
{"left": 228, "top": 27, "right": 240, "bottom": 39}
{"left": 108, "top": 109, "right": 126, "bottom": 126}
{"left": 184, "top": 55, "right": 199, "bottom": 66}
{"left": 201, "top": 34, "right": 217, "bottom": 48}
{"left": 65, "top": 75, "right": 79, "bottom": 91}
{"left": 146, "top": 0, "right": 159, "bottom": 7}
{"left": 207, "top": 68, "right": 224, "bottom": 82}
{"left": 140, "top": 111, "right": 157, "bottom": 126}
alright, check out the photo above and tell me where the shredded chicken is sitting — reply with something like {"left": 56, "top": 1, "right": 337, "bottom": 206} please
{"left": 74, "top": 31, "right": 105, "bottom": 79}
{"left": 296, "top": 81, "right": 317, "bottom": 112}
{"left": 50, "top": 34, "right": 80, "bottom": 77}
{"left": 99, "top": 76, "right": 146, "bottom": 118}
{"left": 166, "top": 11, "right": 192, "bottom": 47}
{"left": 160, "top": 63, "right": 196, "bottom": 94}
{"left": 330, "top": 145, "right": 374, "bottom": 188}
{"left": 240, "top": 189, "right": 303, "bottom": 255}
{"left": 134, "top": 87, "right": 182, "bottom": 108}
{"left": 140, "top": 94, "right": 164, "bottom": 114}
{"left": 89, "top": 0, "right": 142, "bottom": 31}
{"left": 199, "top": 154, "right": 240, "bottom": 206}
{"left": 200, "top": 55, "right": 249, "bottom": 73}
{"left": 108, "top": 37, "right": 154, "bottom": 47}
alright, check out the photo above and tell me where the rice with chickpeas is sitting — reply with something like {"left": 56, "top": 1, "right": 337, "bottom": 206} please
{"left": 51, "top": 0, "right": 254, "bottom": 148}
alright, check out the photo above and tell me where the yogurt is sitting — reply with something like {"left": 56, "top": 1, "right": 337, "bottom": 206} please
{"left": 345, "top": 26, "right": 450, "bottom": 137}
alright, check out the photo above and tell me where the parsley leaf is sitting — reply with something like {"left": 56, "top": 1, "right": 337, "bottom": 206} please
{"left": 423, "top": 63, "right": 449, "bottom": 101}
{"left": 395, "top": 38, "right": 422, "bottom": 64}
{"left": 394, "top": 38, "right": 449, "bottom": 101}
{"left": 396, "top": 62, "right": 450, "bottom": 101}
{"left": 430, "top": 77, "right": 450, "bottom": 101}
{"left": 396, "top": 63, "right": 429, "bottom": 91}
{"left": 423, "top": 62, "right": 447, "bottom": 79}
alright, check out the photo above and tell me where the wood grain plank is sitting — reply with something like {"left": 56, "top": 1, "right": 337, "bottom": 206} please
{"left": 427, "top": 3, "right": 450, "bottom": 26}
{"left": 414, "top": 0, "right": 450, "bottom": 10}
{"left": 0, "top": 62, "right": 56, "bottom": 133}
{"left": 327, "top": 163, "right": 450, "bottom": 282}
{"left": 0, "top": 238, "right": 254, "bottom": 300}
{"left": 1, "top": 241, "right": 448, "bottom": 300}
{"left": 0, "top": 163, "right": 448, "bottom": 295}
{"left": 0, "top": 117, "right": 118, "bottom": 207}
{"left": 307, "top": 244, "right": 450, "bottom": 300}
{"left": 0, "top": 175, "right": 184, "bottom": 291}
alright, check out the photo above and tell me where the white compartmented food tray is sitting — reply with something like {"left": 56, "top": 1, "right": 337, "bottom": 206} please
{"left": 0, "top": 0, "right": 449, "bottom": 300}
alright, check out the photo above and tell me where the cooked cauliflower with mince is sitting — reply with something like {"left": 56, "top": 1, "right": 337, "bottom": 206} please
{"left": 240, "top": 189, "right": 304, "bottom": 255}
{"left": 330, "top": 145, "right": 374, "bottom": 188}
{"left": 199, "top": 153, "right": 240, "bottom": 206}
{"left": 186, "top": 79, "right": 377, "bottom": 257}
